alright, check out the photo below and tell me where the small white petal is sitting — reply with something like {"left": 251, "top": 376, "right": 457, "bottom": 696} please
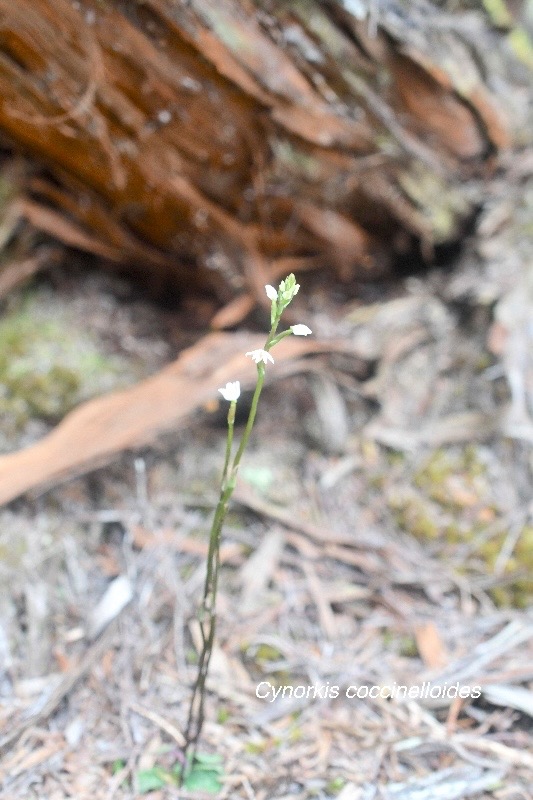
{"left": 246, "top": 349, "right": 274, "bottom": 365}
{"left": 291, "top": 324, "right": 312, "bottom": 336}
{"left": 265, "top": 284, "right": 278, "bottom": 301}
{"left": 218, "top": 381, "right": 241, "bottom": 401}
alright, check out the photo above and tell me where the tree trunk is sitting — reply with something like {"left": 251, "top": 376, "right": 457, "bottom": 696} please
{"left": 0, "top": 0, "right": 515, "bottom": 304}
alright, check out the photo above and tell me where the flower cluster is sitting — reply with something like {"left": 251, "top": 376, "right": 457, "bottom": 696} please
{"left": 266, "top": 274, "right": 299, "bottom": 325}
{"left": 218, "top": 275, "right": 312, "bottom": 401}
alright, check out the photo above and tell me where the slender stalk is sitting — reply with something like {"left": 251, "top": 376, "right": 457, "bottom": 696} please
{"left": 231, "top": 364, "right": 265, "bottom": 474}
{"left": 181, "top": 275, "right": 307, "bottom": 781}
{"left": 183, "top": 380, "right": 261, "bottom": 758}
{"left": 231, "top": 320, "right": 279, "bottom": 473}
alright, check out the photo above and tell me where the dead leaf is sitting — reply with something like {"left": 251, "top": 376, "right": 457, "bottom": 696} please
{"left": 87, "top": 575, "right": 133, "bottom": 640}
{"left": 210, "top": 293, "right": 254, "bottom": 329}
{"left": 415, "top": 622, "right": 448, "bottom": 670}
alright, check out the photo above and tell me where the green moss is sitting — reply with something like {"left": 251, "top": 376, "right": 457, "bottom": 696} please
{"left": 368, "top": 473, "right": 386, "bottom": 490}
{"left": 0, "top": 536, "right": 27, "bottom": 567}
{"left": 475, "top": 353, "right": 492, "bottom": 372}
{"left": 414, "top": 450, "right": 453, "bottom": 492}
{"left": 326, "top": 777, "right": 346, "bottom": 795}
{"left": 443, "top": 522, "right": 464, "bottom": 544}
{"left": 497, "top": 526, "right": 533, "bottom": 607}
{"left": 516, "top": 526, "right": 533, "bottom": 566}
{"left": 289, "top": 724, "right": 303, "bottom": 743}
{"left": 0, "top": 291, "right": 135, "bottom": 440}
{"left": 508, "top": 27, "right": 533, "bottom": 70}
{"left": 413, "top": 455, "right": 533, "bottom": 608}
{"left": 414, "top": 448, "right": 486, "bottom": 510}
{"left": 482, "top": 0, "right": 513, "bottom": 26}
{"left": 254, "top": 643, "right": 283, "bottom": 663}
{"left": 245, "top": 739, "right": 269, "bottom": 755}
{"left": 398, "top": 165, "right": 470, "bottom": 242}
{"left": 398, "top": 635, "right": 418, "bottom": 658}
{"left": 478, "top": 539, "right": 501, "bottom": 566}
{"left": 385, "top": 446, "right": 531, "bottom": 606}
{"left": 462, "top": 446, "right": 486, "bottom": 477}
{"left": 216, "top": 707, "right": 230, "bottom": 724}
{"left": 478, "top": 525, "right": 533, "bottom": 607}
{"left": 382, "top": 629, "right": 418, "bottom": 657}
{"left": 389, "top": 493, "right": 440, "bottom": 540}
{"left": 386, "top": 451, "right": 406, "bottom": 467}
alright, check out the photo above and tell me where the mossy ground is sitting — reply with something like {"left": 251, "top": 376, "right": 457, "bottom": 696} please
{"left": 381, "top": 446, "right": 532, "bottom": 607}
{"left": 0, "top": 293, "right": 123, "bottom": 425}
{"left": 0, "top": 277, "right": 170, "bottom": 452}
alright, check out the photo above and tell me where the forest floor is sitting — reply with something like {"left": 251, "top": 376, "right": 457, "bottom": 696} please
{"left": 0, "top": 176, "right": 532, "bottom": 799}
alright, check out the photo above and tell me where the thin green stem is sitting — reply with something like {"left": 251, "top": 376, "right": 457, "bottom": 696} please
{"left": 182, "top": 277, "right": 302, "bottom": 778}
{"left": 231, "top": 365, "right": 265, "bottom": 473}
{"left": 268, "top": 328, "right": 292, "bottom": 348}
{"left": 230, "top": 317, "right": 281, "bottom": 472}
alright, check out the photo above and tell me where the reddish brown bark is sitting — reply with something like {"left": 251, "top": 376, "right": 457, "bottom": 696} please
{"left": 0, "top": 0, "right": 512, "bottom": 302}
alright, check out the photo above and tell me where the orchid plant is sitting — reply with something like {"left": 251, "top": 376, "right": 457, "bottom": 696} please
{"left": 183, "top": 274, "right": 311, "bottom": 773}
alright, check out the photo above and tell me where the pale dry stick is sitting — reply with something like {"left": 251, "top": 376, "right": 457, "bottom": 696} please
{"left": 301, "top": 561, "right": 338, "bottom": 639}
{"left": 0, "top": 621, "right": 118, "bottom": 758}
{"left": 0, "top": 735, "right": 65, "bottom": 788}
{"left": 378, "top": 766, "right": 505, "bottom": 800}
{"left": 452, "top": 734, "right": 533, "bottom": 770}
{"left": 427, "top": 620, "right": 533, "bottom": 691}
{"left": 129, "top": 701, "right": 185, "bottom": 747}
{"left": 493, "top": 520, "right": 528, "bottom": 576}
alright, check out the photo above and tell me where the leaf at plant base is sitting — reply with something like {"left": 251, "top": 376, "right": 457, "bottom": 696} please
{"left": 184, "top": 768, "right": 223, "bottom": 793}
{"left": 136, "top": 766, "right": 170, "bottom": 793}
{"left": 193, "top": 752, "right": 224, "bottom": 768}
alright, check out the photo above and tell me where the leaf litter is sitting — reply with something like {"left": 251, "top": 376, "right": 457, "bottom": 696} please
{"left": 0, "top": 204, "right": 532, "bottom": 798}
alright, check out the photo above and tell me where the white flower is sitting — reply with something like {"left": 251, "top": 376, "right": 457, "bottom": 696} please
{"left": 246, "top": 349, "right": 274, "bottom": 365}
{"left": 265, "top": 284, "right": 278, "bottom": 301}
{"left": 218, "top": 381, "right": 241, "bottom": 402}
{"left": 290, "top": 324, "right": 312, "bottom": 336}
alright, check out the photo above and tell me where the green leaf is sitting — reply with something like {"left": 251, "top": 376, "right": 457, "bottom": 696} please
{"left": 327, "top": 777, "right": 346, "bottom": 794}
{"left": 179, "top": 753, "right": 224, "bottom": 794}
{"left": 136, "top": 767, "right": 170, "bottom": 793}
{"left": 184, "top": 768, "right": 223, "bottom": 793}
{"left": 192, "top": 752, "right": 223, "bottom": 768}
